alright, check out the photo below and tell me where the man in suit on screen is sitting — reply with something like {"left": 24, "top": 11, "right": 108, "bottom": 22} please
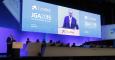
{"left": 63, "top": 11, "right": 79, "bottom": 29}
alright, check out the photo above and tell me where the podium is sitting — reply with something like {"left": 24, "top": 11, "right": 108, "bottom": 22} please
{"left": 12, "top": 42, "right": 23, "bottom": 57}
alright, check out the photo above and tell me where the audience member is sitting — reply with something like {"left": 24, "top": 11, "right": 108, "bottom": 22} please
{"left": 48, "top": 40, "right": 54, "bottom": 46}
{"left": 59, "top": 43, "right": 64, "bottom": 47}
{"left": 56, "top": 40, "right": 61, "bottom": 47}
{"left": 36, "top": 39, "right": 40, "bottom": 43}
{"left": 56, "top": 40, "right": 60, "bottom": 44}
{"left": 71, "top": 43, "right": 76, "bottom": 47}
{"left": 66, "top": 43, "right": 70, "bottom": 47}
{"left": 40, "top": 39, "right": 46, "bottom": 56}
{"left": 49, "top": 40, "right": 53, "bottom": 44}
{"left": 26, "top": 38, "right": 31, "bottom": 45}
{"left": 51, "top": 42, "right": 56, "bottom": 46}
{"left": 41, "top": 39, "right": 46, "bottom": 47}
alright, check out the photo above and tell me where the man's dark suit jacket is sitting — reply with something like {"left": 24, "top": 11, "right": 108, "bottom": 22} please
{"left": 6, "top": 37, "right": 13, "bottom": 56}
{"left": 63, "top": 16, "right": 79, "bottom": 29}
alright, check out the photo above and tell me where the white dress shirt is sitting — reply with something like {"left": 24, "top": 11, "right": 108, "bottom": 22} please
{"left": 69, "top": 16, "right": 72, "bottom": 27}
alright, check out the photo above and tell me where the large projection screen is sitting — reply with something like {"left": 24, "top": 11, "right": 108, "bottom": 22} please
{"left": 22, "top": 0, "right": 101, "bottom": 38}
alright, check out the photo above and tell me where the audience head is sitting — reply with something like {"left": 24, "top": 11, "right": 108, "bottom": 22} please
{"left": 26, "top": 38, "right": 31, "bottom": 45}
{"left": 56, "top": 40, "right": 60, "bottom": 44}
{"left": 41, "top": 39, "right": 46, "bottom": 47}
{"left": 27, "top": 38, "right": 30, "bottom": 41}
{"left": 73, "top": 43, "right": 75, "bottom": 45}
{"left": 71, "top": 43, "right": 76, "bottom": 47}
{"left": 60, "top": 43, "right": 64, "bottom": 47}
{"left": 36, "top": 39, "right": 40, "bottom": 43}
{"left": 66, "top": 43, "right": 70, "bottom": 47}
{"left": 49, "top": 40, "right": 53, "bottom": 43}
{"left": 42, "top": 39, "right": 46, "bottom": 43}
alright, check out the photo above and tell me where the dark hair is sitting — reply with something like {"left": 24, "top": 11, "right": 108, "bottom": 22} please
{"left": 27, "top": 38, "right": 29, "bottom": 40}
{"left": 36, "top": 39, "right": 40, "bottom": 42}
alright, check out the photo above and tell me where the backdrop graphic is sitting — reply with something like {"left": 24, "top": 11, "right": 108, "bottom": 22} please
{"left": 3, "top": 0, "right": 20, "bottom": 22}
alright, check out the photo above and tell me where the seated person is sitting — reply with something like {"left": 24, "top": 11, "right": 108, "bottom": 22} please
{"left": 65, "top": 43, "right": 70, "bottom": 47}
{"left": 71, "top": 43, "right": 76, "bottom": 47}
{"left": 96, "top": 45, "right": 101, "bottom": 48}
{"left": 90, "top": 43, "right": 95, "bottom": 48}
{"left": 40, "top": 40, "right": 46, "bottom": 56}
{"left": 48, "top": 40, "right": 56, "bottom": 46}
{"left": 59, "top": 43, "right": 64, "bottom": 47}
{"left": 49, "top": 40, "right": 53, "bottom": 45}
{"left": 26, "top": 38, "right": 31, "bottom": 45}
{"left": 36, "top": 39, "right": 40, "bottom": 43}
{"left": 51, "top": 42, "right": 56, "bottom": 46}
{"left": 55, "top": 40, "right": 61, "bottom": 47}
{"left": 41, "top": 40, "right": 46, "bottom": 48}
{"left": 49, "top": 40, "right": 53, "bottom": 43}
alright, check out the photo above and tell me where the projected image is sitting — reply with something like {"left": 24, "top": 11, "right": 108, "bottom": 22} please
{"left": 58, "top": 6, "right": 80, "bottom": 36}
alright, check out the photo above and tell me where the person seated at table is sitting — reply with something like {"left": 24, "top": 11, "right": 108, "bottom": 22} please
{"left": 90, "top": 43, "right": 94, "bottom": 48}
{"left": 48, "top": 40, "right": 55, "bottom": 46}
{"left": 49, "top": 40, "right": 53, "bottom": 43}
{"left": 46, "top": 40, "right": 52, "bottom": 46}
{"left": 59, "top": 43, "right": 64, "bottom": 47}
{"left": 66, "top": 43, "right": 70, "bottom": 47}
{"left": 26, "top": 38, "right": 31, "bottom": 45}
{"left": 71, "top": 43, "right": 76, "bottom": 47}
{"left": 36, "top": 39, "right": 40, "bottom": 43}
{"left": 51, "top": 42, "right": 56, "bottom": 46}
{"left": 40, "top": 39, "right": 46, "bottom": 56}
{"left": 41, "top": 39, "right": 46, "bottom": 47}
{"left": 55, "top": 40, "right": 61, "bottom": 47}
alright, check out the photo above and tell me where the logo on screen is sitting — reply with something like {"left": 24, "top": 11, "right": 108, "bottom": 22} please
{"left": 32, "top": 5, "right": 37, "bottom": 10}
{"left": 31, "top": 5, "right": 52, "bottom": 22}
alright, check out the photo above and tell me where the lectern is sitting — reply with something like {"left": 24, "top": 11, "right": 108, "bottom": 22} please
{"left": 12, "top": 42, "right": 23, "bottom": 57}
